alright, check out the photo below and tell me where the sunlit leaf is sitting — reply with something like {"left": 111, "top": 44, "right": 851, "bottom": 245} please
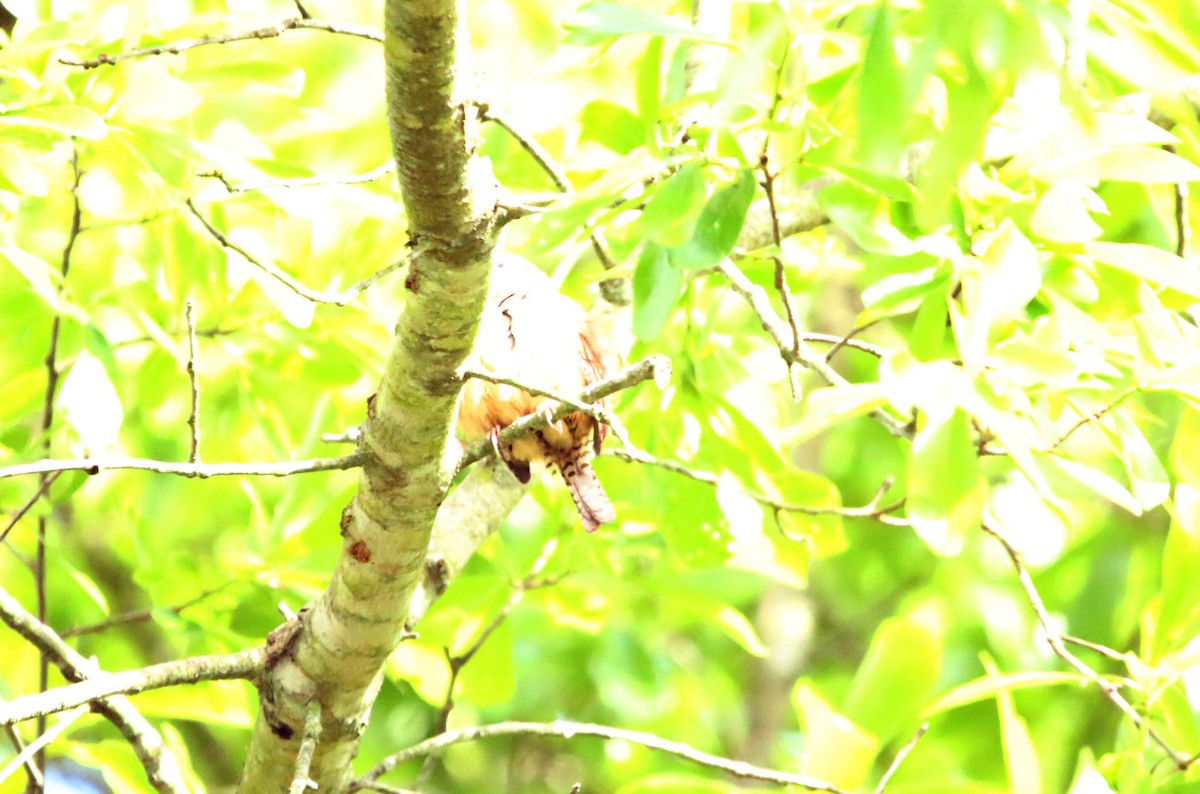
{"left": 1084, "top": 241, "right": 1200, "bottom": 301}
{"left": 792, "top": 683, "right": 879, "bottom": 790}
{"left": 843, "top": 611, "right": 942, "bottom": 743}
{"left": 632, "top": 241, "right": 682, "bottom": 341}
{"left": 565, "top": 2, "right": 733, "bottom": 44}
{"left": 0, "top": 105, "right": 106, "bottom": 140}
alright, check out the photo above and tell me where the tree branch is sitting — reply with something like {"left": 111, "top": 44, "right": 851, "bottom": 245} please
{"left": 199, "top": 163, "right": 395, "bottom": 193}
{"left": 185, "top": 199, "right": 362, "bottom": 306}
{"left": 454, "top": 355, "right": 671, "bottom": 472}
{"left": 0, "top": 586, "right": 189, "bottom": 793}
{"left": 717, "top": 258, "right": 910, "bottom": 438}
{"left": 0, "top": 453, "right": 367, "bottom": 481}
{"left": 0, "top": 648, "right": 263, "bottom": 726}
{"left": 353, "top": 720, "right": 848, "bottom": 793}
{"left": 237, "top": 0, "right": 500, "bottom": 788}
{"left": 608, "top": 448, "right": 906, "bottom": 523}
{"left": 59, "top": 16, "right": 381, "bottom": 69}
{"left": 981, "top": 521, "right": 1191, "bottom": 769}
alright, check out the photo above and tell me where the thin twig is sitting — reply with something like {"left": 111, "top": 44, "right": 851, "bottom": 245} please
{"left": 479, "top": 104, "right": 624, "bottom": 302}
{"left": 31, "top": 145, "right": 84, "bottom": 784}
{"left": 61, "top": 582, "right": 235, "bottom": 638}
{"left": 291, "top": 0, "right": 313, "bottom": 20}
{"left": 59, "top": 16, "right": 382, "bottom": 69}
{"left": 823, "top": 321, "right": 883, "bottom": 362}
{"left": 455, "top": 356, "right": 671, "bottom": 472}
{"left": 1062, "top": 634, "right": 1127, "bottom": 662}
{"left": 874, "top": 722, "right": 928, "bottom": 794}
{"left": 288, "top": 703, "right": 322, "bottom": 794}
{"left": 0, "top": 706, "right": 88, "bottom": 786}
{"left": 185, "top": 199, "right": 359, "bottom": 306}
{"left": 0, "top": 453, "right": 367, "bottom": 482}
{"left": 459, "top": 368, "right": 634, "bottom": 449}
{"left": 1166, "top": 145, "right": 1190, "bottom": 258}
{"left": 1047, "top": 387, "right": 1138, "bottom": 451}
{"left": 982, "top": 521, "right": 1191, "bottom": 769}
{"left": 759, "top": 153, "right": 803, "bottom": 398}
{"left": 0, "top": 647, "right": 264, "bottom": 726}
{"left": 0, "top": 586, "right": 189, "bottom": 793}
{"left": 184, "top": 301, "right": 201, "bottom": 464}
{"left": 479, "top": 106, "right": 570, "bottom": 192}
{"left": 0, "top": 472, "right": 62, "bottom": 545}
{"left": 717, "top": 258, "right": 910, "bottom": 438}
{"left": 199, "top": 163, "right": 395, "bottom": 193}
{"left": 354, "top": 720, "right": 848, "bottom": 793}
{"left": 418, "top": 541, "right": 559, "bottom": 783}
{"left": 3, "top": 725, "right": 41, "bottom": 789}
{"left": 608, "top": 449, "right": 905, "bottom": 522}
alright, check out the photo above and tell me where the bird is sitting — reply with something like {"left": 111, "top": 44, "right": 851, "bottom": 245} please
{"left": 457, "top": 256, "right": 616, "bottom": 532}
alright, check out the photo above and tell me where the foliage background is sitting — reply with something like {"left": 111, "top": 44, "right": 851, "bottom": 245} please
{"left": 2, "top": 0, "right": 1200, "bottom": 792}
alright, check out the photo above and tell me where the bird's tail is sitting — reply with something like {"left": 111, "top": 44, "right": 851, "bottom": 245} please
{"left": 555, "top": 448, "right": 615, "bottom": 532}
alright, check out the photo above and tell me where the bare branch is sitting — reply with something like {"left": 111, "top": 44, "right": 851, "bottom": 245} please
{"left": 3, "top": 724, "right": 41, "bottom": 789}
{"left": 185, "top": 300, "right": 201, "bottom": 464}
{"left": 717, "top": 258, "right": 910, "bottom": 438}
{"left": 454, "top": 356, "right": 671, "bottom": 472}
{"left": 354, "top": 720, "right": 848, "bottom": 793}
{"left": 199, "top": 163, "right": 395, "bottom": 193}
{"left": 0, "top": 706, "right": 88, "bottom": 785}
{"left": 0, "top": 586, "right": 189, "bottom": 793}
{"left": 0, "top": 471, "right": 61, "bottom": 545}
{"left": 479, "top": 104, "right": 625, "bottom": 303}
{"left": 1047, "top": 386, "right": 1138, "bottom": 451}
{"left": 0, "top": 453, "right": 366, "bottom": 481}
{"left": 61, "top": 582, "right": 235, "bottom": 639}
{"left": 418, "top": 540, "right": 559, "bottom": 783}
{"left": 459, "top": 368, "right": 634, "bottom": 448}
{"left": 59, "top": 16, "right": 382, "bottom": 69}
{"left": 0, "top": 648, "right": 263, "bottom": 726}
{"left": 288, "top": 703, "right": 322, "bottom": 794}
{"left": 608, "top": 448, "right": 905, "bottom": 523}
{"left": 185, "top": 199, "right": 360, "bottom": 306}
{"left": 874, "top": 722, "right": 928, "bottom": 794}
{"left": 982, "top": 521, "right": 1191, "bottom": 769}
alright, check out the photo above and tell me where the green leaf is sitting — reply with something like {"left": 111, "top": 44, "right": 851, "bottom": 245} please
{"left": 1040, "top": 146, "right": 1200, "bottom": 183}
{"left": 785, "top": 382, "right": 892, "bottom": 445}
{"left": 958, "top": 220, "right": 1042, "bottom": 366}
{"left": 818, "top": 180, "right": 916, "bottom": 255}
{"left": 792, "top": 683, "right": 879, "bottom": 790}
{"left": 1085, "top": 241, "right": 1200, "bottom": 301}
{"left": 564, "top": 2, "right": 733, "bottom": 44}
{"left": 580, "top": 100, "right": 645, "bottom": 154}
{"left": 986, "top": 656, "right": 1044, "bottom": 794}
{"left": 1111, "top": 412, "right": 1169, "bottom": 512}
{"left": 636, "top": 37, "right": 663, "bottom": 134}
{"left": 1030, "top": 182, "right": 1104, "bottom": 243}
{"left": 1042, "top": 455, "right": 1143, "bottom": 515}
{"left": 1171, "top": 408, "right": 1200, "bottom": 488}
{"left": 640, "top": 161, "right": 707, "bottom": 246}
{"left": 632, "top": 242, "right": 682, "bottom": 341}
{"left": 857, "top": 2, "right": 906, "bottom": 172}
{"left": 0, "top": 105, "right": 107, "bottom": 140}
{"left": 906, "top": 407, "right": 986, "bottom": 555}
{"left": 669, "top": 169, "right": 756, "bottom": 270}
{"left": 843, "top": 612, "right": 942, "bottom": 743}
{"left": 859, "top": 264, "right": 953, "bottom": 325}
{"left": 1154, "top": 485, "right": 1200, "bottom": 654}
{"left": 924, "top": 671, "right": 1086, "bottom": 716}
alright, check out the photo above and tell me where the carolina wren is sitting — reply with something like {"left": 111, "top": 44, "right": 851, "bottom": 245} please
{"left": 457, "top": 257, "right": 616, "bottom": 532}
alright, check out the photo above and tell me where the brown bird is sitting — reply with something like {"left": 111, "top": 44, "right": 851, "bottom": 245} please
{"left": 457, "top": 257, "right": 616, "bottom": 532}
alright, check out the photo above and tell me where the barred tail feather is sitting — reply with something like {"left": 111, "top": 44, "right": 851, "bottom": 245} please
{"left": 556, "top": 449, "right": 615, "bottom": 532}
